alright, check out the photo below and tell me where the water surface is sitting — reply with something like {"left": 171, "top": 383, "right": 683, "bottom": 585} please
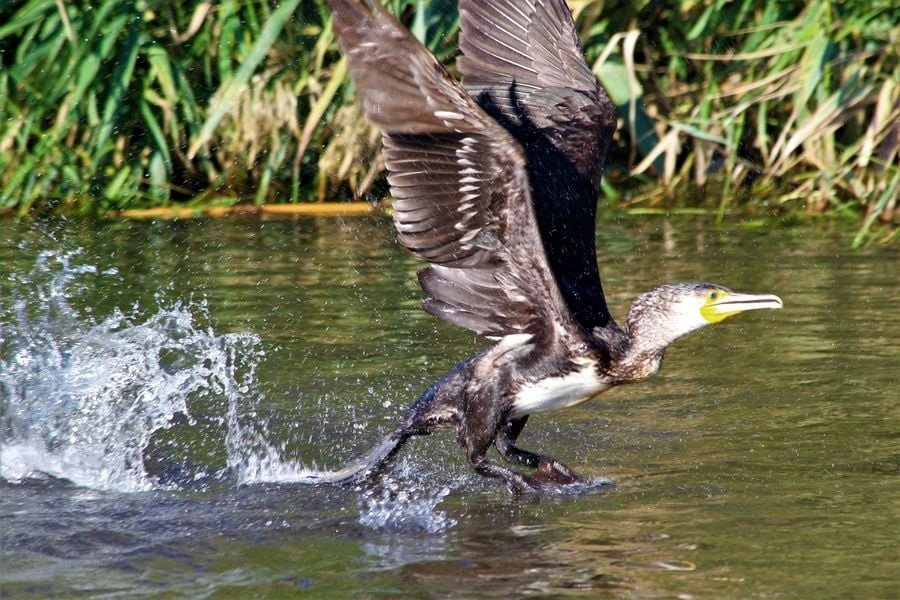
{"left": 1, "top": 217, "right": 896, "bottom": 598}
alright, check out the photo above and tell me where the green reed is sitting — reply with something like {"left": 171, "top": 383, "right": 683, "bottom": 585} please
{"left": 0, "top": 1, "right": 895, "bottom": 244}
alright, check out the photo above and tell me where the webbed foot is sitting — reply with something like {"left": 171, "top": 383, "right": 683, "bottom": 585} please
{"left": 519, "top": 459, "right": 615, "bottom": 495}
{"left": 530, "top": 458, "right": 582, "bottom": 485}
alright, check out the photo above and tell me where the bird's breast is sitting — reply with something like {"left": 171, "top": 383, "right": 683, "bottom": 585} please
{"left": 510, "top": 360, "right": 610, "bottom": 418}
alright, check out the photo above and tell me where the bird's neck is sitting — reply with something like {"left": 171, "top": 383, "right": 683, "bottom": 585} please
{"left": 607, "top": 325, "right": 668, "bottom": 383}
{"left": 590, "top": 323, "right": 667, "bottom": 383}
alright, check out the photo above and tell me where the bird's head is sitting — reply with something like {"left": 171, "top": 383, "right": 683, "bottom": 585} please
{"left": 626, "top": 282, "right": 783, "bottom": 351}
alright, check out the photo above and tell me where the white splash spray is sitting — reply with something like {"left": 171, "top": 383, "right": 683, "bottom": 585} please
{"left": 0, "top": 248, "right": 457, "bottom": 530}
{"left": 0, "top": 250, "right": 269, "bottom": 491}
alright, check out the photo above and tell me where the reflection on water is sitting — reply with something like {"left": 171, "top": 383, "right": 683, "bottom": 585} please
{"left": 0, "top": 218, "right": 896, "bottom": 597}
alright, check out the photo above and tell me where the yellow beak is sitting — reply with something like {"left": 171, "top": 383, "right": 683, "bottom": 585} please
{"left": 701, "top": 292, "right": 784, "bottom": 323}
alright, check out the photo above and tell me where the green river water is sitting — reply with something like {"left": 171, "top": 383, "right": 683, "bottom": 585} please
{"left": 0, "top": 217, "right": 896, "bottom": 598}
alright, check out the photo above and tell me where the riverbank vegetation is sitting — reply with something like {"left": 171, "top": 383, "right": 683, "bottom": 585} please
{"left": 0, "top": 0, "right": 896, "bottom": 243}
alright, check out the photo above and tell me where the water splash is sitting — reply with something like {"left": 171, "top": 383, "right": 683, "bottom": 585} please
{"left": 357, "top": 459, "right": 457, "bottom": 533}
{"left": 0, "top": 250, "right": 270, "bottom": 491}
{"left": 0, "top": 249, "right": 459, "bottom": 530}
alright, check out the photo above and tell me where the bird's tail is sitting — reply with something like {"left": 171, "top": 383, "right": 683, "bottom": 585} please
{"left": 297, "top": 431, "right": 409, "bottom": 486}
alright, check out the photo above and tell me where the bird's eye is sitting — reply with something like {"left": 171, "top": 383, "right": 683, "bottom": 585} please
{"left": 708, "top": 291, "right": 719, "bottom": 300}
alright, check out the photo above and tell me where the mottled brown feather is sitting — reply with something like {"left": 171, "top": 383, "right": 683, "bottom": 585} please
{"left": 327, "top": 0, "right": 578, "bottom": 341}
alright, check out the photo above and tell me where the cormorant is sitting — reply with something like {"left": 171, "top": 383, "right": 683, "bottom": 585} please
{"left": 311, "top": 0, "right": 783, "bottom": 493}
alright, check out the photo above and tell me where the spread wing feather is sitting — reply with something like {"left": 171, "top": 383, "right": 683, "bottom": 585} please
{"left": 327, "top": 0, "right": 576, "bottom": 341}
{"left": 458, "top": 0, "right": 619, "bottom": 332}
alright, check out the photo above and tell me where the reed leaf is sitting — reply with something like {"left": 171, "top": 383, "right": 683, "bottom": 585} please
{"left": 188, "top": 0, "right": 303, "bottom": 159}
{"left": 0, "top": 0, "right": 893, "bottom": 243}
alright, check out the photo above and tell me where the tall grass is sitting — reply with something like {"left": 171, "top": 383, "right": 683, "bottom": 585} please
{"left": 0, "top": 0, "right": 896, "bottom": 242}
{"left": 578, "top": 0, "right": 897, "bottom": 245}
{"left": 0, "top": 0, "right": 337, "bottom": 213}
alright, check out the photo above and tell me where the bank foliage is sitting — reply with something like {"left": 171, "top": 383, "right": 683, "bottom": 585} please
{"left": 0, "top": 0, "right": 896, "bottom": 240}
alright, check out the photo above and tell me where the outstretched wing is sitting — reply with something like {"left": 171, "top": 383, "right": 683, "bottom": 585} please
{"left": 458, "top": 0, "right": 618, "bottom": 332}
{"left": 327, "top": 0, "right": 577, "bottom": 342}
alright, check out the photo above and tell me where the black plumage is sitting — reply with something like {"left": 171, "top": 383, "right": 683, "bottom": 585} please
{"left": 308, "top": 0, "right": 783, "bottom": 493}
{"left": 459, "top": 0, "right": 617, "bottom": 331}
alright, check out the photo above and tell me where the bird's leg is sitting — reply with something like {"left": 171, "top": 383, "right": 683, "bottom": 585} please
{"left": 467, "top": 445, "right": 537, "bottom": 493}
{"left": 457, "top": 393, "right": 542, "bottom": 493}
{"left": 495, "top": 417, "right": 583, "bottom": 486}
{"left": 494, "top": 416, "right": 541, "bottom": 467}
{"left": 464, "top": 426, "right": 538, "bottom": 493}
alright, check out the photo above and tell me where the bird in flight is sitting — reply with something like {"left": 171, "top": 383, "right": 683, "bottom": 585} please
{"left": 311, "top": 0, "right": 783, "bottom": 493}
